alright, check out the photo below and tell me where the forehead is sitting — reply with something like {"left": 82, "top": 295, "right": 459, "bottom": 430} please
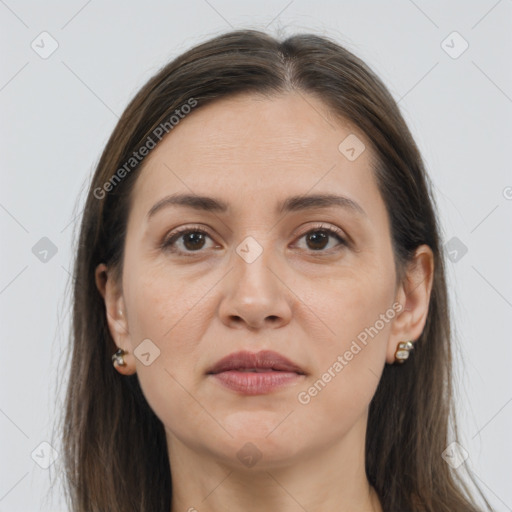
{"left": 130, "top": 92, "right": 382, "bottom": 219}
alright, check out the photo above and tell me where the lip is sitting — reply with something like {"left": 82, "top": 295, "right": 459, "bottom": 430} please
{"left": 206, "top": 350, "right": 306, "bottom": 395}
{"left": 207, "top": 350, "right": 306, "bottom": 375}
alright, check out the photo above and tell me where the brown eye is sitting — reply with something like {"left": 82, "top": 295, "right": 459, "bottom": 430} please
{"left": 295, "top": 226, "right": 347, "bottom": 253}
{"left": 305, "top": 230, "right": 329, "bottom": 250}
{"left": 162, "top": 227, "right": 216, "bottom": 254}
{"left": 162, "top": 224, "right": 347, "bottom": 256}
{"left": 181, "top": 231, "right": 207, "bottom": 251}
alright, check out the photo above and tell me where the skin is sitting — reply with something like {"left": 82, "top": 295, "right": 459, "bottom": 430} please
{"left": 95, "top": 91, "right": 434, "bottom": 512}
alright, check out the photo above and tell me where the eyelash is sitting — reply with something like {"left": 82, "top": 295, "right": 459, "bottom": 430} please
{"left": 161, "top": 223, "right": 347, "bottom": 257}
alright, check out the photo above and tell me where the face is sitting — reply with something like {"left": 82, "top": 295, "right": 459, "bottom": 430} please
{"left": 102, "top": 92, "right": 411, "bottom": 468}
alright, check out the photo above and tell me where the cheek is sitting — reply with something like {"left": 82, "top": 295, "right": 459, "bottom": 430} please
{"left": 123, "top": 265, "right": 213, "bottom": 434}
{"left": 293, "top": 300, "right": 391, "bottom": 439}
{"left": 124, "top": 258, "right": 210, "bottom": 342}
{"left": 121, "top": 258, "right": 210, "bottom": 414}
{"left": 296, "top": 266, "right": 395, "bottom": 411}
{"left": 302, "top": 259, "right": 395, "bottom": 347}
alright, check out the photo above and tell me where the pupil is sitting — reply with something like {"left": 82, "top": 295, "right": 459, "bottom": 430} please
{"left": 184, "top": 232, "right": 205, "bottom": 250}
{"left": 307, "top": 231, "right": 328, "bottom": 250}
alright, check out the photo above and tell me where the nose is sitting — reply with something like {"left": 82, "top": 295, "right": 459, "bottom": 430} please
{"left": 218, "top": 243, "right": 293, "bottom": 331}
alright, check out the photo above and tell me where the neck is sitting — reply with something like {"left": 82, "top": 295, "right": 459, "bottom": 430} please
{"left": 167, "top": 413, "right": 383, "bottom": 512}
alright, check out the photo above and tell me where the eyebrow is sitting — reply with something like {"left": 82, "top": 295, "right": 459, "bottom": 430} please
{"left": 147, "top": 192, "right": 367, "bottom": 219}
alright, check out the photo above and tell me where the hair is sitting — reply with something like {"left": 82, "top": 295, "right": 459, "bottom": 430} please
{"left": 55, "top": 29, "right": 493, "bottom": 511}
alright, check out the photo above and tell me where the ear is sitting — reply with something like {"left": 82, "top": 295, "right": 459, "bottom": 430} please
{"left": 95, "top": 263, "right": 136, "bottom": 375}
{"left": 385, "top": 244, "right": 435, "bottom": 364}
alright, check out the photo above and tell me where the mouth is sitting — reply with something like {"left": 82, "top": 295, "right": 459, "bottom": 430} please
{"left": 229, "top": 368, "right": 288, "bottom": 373}
{"left": 206, "top": 350, "right": 306, "bottom": 395}
{"left": 206, "top": 349, "right": 306, "bottom": 375}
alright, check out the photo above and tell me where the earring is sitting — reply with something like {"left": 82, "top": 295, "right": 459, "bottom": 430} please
{"left": 394, "top": 340, "right": 415, "bottom": 364}
{"left": 112, "top": 348, "right": 127, "bottom": 367}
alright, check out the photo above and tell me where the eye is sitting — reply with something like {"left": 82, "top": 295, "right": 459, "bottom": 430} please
{"left": 161, "top": 223, "right": 347, "bottom": 256}
{"left": 161, "top": 225, "right": 217, "bottom": 255}
{"left": 294, "top": 223, "right": 347, "bottom": 253}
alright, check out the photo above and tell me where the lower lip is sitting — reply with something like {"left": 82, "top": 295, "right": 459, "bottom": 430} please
{"left": 210, "top": 370, "right": 303, "bottom": 395}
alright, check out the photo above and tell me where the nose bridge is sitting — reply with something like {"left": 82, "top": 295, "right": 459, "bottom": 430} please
{"left": 233, "top": 232, "right": 280, "bottom": 302}
{"left": 218, "top": 232, "right": 292, "bottom": 329}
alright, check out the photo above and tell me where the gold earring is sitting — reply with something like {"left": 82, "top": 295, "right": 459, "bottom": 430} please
{"left": 112, "top": 348, "right": 127, "bottom": 367}
{"left": 394, "top": 340, "right": 415, "bottom": 364}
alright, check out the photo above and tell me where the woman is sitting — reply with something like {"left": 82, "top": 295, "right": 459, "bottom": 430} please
{"left": 59, "top": 29, "right": 493, "bottom": 511}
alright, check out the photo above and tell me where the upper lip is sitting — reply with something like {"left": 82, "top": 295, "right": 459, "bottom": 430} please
{"left": 207, "top": 350, "right": 306, "bottom": 375}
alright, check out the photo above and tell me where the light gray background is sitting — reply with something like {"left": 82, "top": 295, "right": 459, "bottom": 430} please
{"left": 1, "top": 1, "right": 511, "bottom": 511}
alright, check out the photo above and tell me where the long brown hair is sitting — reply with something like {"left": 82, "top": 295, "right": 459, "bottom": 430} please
{"left": 54, "top": 29, "right": 493, "bottom": 511}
